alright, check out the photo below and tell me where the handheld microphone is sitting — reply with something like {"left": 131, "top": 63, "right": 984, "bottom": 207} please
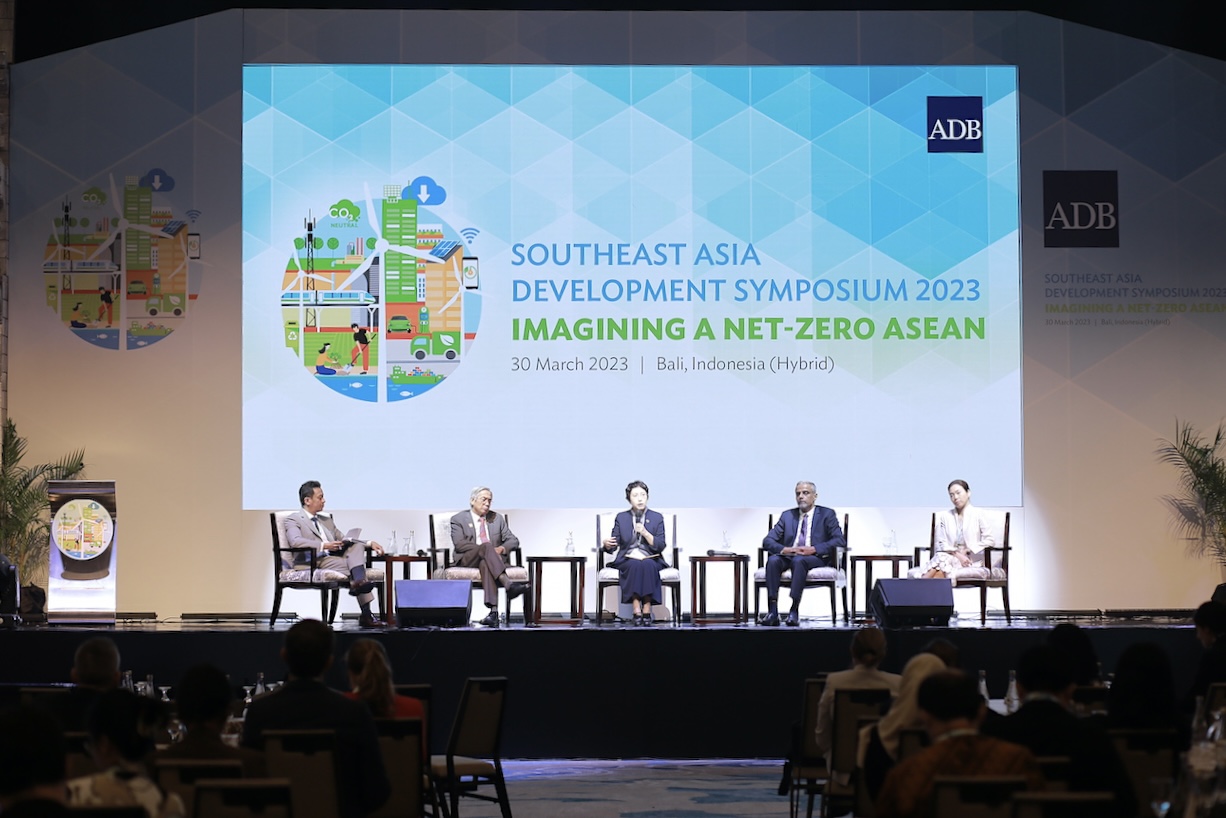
{"left": 633, "top": 510, "right": 644, "bottom": 545}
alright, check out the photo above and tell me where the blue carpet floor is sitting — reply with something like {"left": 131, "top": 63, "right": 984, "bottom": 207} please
{"left": 446, "top": 759, "right": 786, "bottom": 817}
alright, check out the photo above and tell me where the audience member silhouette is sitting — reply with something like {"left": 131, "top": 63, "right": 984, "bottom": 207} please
{"left": 40, "top": 635, "right": 121, "bottom": 731}
{"left": 981, "top": 644, "right": 1135, "bottom": 817}
{"left": 815, "top": 626, "right": 900, "bottom": 757}
{"left": 875, "top": 671, "right": 1042, "bottom": 818}
{"left": 344, "top": 638, "right": 424, "bottom": 720}
{"left": 0, "top": 706, "right": 72, "bottom": 817}
{"left": 156, "top": 663, "right": 266, "bottom": 776}
{"left": 1046, "top": 623, "right": 1102, "bottom": 686}
{"left": 919, "top": 637, "right": 960, "bottom": 669}
{"left": 1108, "top": 640, "right": 1187, "bottom": 747}
{"left": 1187, "top": 599, "right": 1226, "bottom": 712}
{"left": 67, "top": 688, "right": 184, "bottom": 818}
{"left": 241, "top": 619, "right": 390, "bottom": 818}
{"left": 857, "top": 652, "right": 947, "bottom": 802}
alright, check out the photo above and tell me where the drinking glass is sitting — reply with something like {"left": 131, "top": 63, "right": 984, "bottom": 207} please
{"left": 158, "top": 686, "right": 172, "bottom": 702}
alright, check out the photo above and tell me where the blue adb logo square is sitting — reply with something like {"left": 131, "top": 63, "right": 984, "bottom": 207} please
{"left": 927, "top": 96, "right": 984, "bottom": 153}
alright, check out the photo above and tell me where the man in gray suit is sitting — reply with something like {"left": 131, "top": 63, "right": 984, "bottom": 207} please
{"left": 449, "top": 486, "right": 527, "bottom": 628}
{"left": 285, "top": 480, "right": 384, "bottom": 628}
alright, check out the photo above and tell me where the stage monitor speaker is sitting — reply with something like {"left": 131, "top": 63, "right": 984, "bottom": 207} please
{"left": 395, "top": 580, "right": 472, "bottom": 628}
{"left": 870, "top": 578, "right": 953, "bottom": 628}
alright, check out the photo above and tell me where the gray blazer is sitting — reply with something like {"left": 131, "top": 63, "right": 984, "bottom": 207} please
{"left": 449, "top": 510, "right": 519, "bottom": 557}
{"left": 282, "top": 509, "right": 344, "bottom": 569}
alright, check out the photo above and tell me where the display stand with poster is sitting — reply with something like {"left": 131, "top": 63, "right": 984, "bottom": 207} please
{"left": 46, "top": 480, "right": 117, "bottom": 625}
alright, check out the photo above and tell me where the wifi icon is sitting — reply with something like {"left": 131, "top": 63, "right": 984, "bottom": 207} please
{"left": 460, "top": 227, "right": 480, "bottom": 244}
{"left": 186, "top": 209, "right": 201, "bottom": 223}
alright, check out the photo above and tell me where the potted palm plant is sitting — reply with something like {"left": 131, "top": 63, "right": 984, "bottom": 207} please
{"left": 1157, "top": 420, "right": 1226, "bottom": 570}
{"left": 0, "top": 419, "right": 86, "bottom": 614}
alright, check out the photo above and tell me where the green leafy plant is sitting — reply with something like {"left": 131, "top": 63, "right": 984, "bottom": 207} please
{"left": 1157, "top": 420, "right": 1226, "bottom": 567}
{"left": 0, "top": 419, "right": 86, "bottom": 584}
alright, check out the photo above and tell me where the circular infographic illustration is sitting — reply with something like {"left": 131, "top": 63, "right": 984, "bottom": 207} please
{"left": 43, "top": 170, "right": 202, "bottom": 351}
{"left": 278, "top": 179, "right": 481, "bottom": 403}
{"left": 51, "top": 499, "right": 116, "bottom": 580}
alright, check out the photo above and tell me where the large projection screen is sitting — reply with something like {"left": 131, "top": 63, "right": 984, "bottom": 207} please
{"left": 242, "top": 65, "right": 1021, "bottom": 510}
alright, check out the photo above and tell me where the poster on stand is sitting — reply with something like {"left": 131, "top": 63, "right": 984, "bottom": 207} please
{"left": 46, "top": 480, "right": 117, "bottom": 624}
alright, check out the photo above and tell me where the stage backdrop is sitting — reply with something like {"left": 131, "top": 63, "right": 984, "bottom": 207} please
{"left": 7, "top": 9, "right": 1226, "bottom": 618}
{"left": 241, "top": 63, "right": 1022, "bottom": 510}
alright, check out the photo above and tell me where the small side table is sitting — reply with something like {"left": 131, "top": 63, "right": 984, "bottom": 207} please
{"left": 690, "top": 554, "right": 750, "bottom": 625}
{"left": 851, "top": 554, "right": 914, "bottom": 620}
{"left": 377, "top": 554, "right": 432, "bottom": 615}
{"left": 527, "top": 556, "right": 587, "bottom": 626}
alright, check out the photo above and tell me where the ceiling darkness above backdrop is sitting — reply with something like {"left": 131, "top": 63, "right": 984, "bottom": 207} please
{"left": 11, "top": 1, "right": 1224, "bottom": 64}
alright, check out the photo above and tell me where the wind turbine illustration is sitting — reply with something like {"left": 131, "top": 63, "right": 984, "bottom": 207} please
{"left": 87, "top": 174, "right": 170, "bottom": 262}
{"left": 331, "top": 183, "right": 445, "bottom": 294}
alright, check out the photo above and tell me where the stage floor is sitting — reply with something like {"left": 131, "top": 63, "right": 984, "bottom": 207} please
{"left": 0, "top": 611, "right": 1200, "bottom": 758}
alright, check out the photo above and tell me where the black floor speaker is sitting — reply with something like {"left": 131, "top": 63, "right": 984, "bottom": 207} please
{"left": 869, "top": 578, "right": 954, "bottom": 628}
{"left": 395, "top": 580, "right": 472, "bottom": 628}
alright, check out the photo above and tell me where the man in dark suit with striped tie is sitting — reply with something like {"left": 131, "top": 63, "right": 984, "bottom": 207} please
{"left": 761, "top": 481, "right": 845, "bottom": 627}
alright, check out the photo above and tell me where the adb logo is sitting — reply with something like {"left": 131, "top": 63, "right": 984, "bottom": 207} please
{"left": 927, "top": 97, "right": 983, "bottom": 153}
{"left": 1043, "top": 171, "right": 1119, "bottom": 248}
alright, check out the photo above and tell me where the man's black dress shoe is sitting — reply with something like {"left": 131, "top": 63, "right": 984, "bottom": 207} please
{"left": 505, "top": 582, "right": 528, "bottom": 601}
{"left": 478, "top": 611, "right": 500, "bottom": 628}
{"left": 760, "top": 612, "right": 781, "bottom": 627}
{"left": 358, "top": 612, "right": 383, "bottom": 629}
{"left": 785, "top": 611, "right": 800, "bottom": 627}
{"left": 349, "top": 581, "right": 377, "bottom": 596}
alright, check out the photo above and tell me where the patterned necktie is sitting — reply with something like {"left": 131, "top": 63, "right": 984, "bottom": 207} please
{"left": 479, "top": 518, "right": 490, "bottom": 545}
{"left": 796, "top": 513, "right": 808, "bottom": 549}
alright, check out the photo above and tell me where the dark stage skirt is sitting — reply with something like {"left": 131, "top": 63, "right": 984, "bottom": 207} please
{"left": 619, "top": 558, "right": 663, "bottom": 604}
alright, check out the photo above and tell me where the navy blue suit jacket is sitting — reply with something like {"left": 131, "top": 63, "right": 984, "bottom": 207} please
{"left": 607, "top": 509, "right": 669, "bottom": 568}
{"left": 763, "top": 506, "right": 844, "bottom": 566}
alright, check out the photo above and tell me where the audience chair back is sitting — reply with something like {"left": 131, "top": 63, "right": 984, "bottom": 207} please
{"left": 154, "top": 759, "right": 244, "bottom": 818}
{"left": 427, "top": 512, "right": 530, "bottom": 625}
{"left": 788, "top": 676, "right": 828, "bottom": 818}
{"left": 1204, "top": 683, "right": 1226, "bottom": 720}
{"left": 370, "top": 717, "right": 424, "bottom": 818}
{"left": 821, "top": 687, "right": 890, "bottom": 818}
{"left": 395, "top": 683, "right": 433, "bottom": 754}
{"left": 263, "top": 729, "right": 339, "bottom": 818}
{"left": 1033, "top": 757, "right": 1072, "bottom": 792}
{"left": 1071, "top": 685, "right": 1110, "bottom": 716}
{"left": 932, "top": 776, "right": 1029, "bottom": 818}
{"left": 431, "top": 676, "right": 512, "bottom": 818}
{"left": 594, "top": 511, "right": 682, "bottom": 625}
{"left": 194, "top": 778, "right": 294, "bottom": 818}
{"left": 754, "top": 513, "right": 850, "bottom": 625}
{"left": 1107, "top": 728, "right": 1178, "bottom": 817}
{"left": 64, "top": 730, "right": 97, "bottom": 779}
{"left": 1011, "top": 791, "right": 1117, "bottom": 818}
{"left": 18, "top": 685, "right": 71, "bottom": 706}
{"left": 65, "top": 807, "right": 149, "bottom": 818}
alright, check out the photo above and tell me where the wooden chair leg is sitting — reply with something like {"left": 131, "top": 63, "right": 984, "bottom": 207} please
{"left": 1002, "top": 586, "right": 1011, "bottom": 624}
{"left": 319, "top": 589, "right": 330, "bottom": 622}
{"left": 328, "top": 589, "right": 340, "bottom": 623}
{"left": 980, "top": 585, "right": 988, "bottom": 625}
{"left": 271, "top": 588, "right": 284, "bottom": 627}
{"left": 841, "top": 586, "right": 849, "bottom": 624}
{"left": 829, "top": 586, "right": 837, "bottom": 626}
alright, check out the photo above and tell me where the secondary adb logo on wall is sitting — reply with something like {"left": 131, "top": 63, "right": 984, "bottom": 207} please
{"left": 1043, "top": 170, "right": 1119, "bottom": 248}
{"left": 927, "top": 96, "right": 983, "bottom": 153}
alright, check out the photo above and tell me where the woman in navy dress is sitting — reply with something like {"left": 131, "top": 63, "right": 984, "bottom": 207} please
{"left": 602, "top": 480, "right": 668, "bottom": 626}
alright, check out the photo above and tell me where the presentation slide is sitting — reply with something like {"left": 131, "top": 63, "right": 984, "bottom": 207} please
{"left": 242, "top": 65, "right": 1021, "bottom": 510}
